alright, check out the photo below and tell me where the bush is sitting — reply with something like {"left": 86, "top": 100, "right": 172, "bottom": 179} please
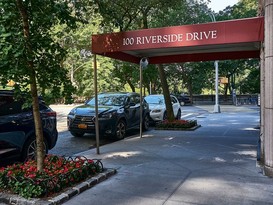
{"left": 156, "top": 119, "right": 198, "bottom": 129}
{"left": 0, "top": 155, "right": 103, "bottom": 199}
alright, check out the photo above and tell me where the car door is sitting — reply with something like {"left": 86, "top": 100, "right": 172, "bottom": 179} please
{"left": 0, "top": 96, "right": 27, "bottom": 160}
{"left": 171, "top": 96, "right": 180, "bottom": 116}
{"left": 124, "top": 94, "right": 140, "bottom": 128}
{"left": 131, "top": 94, "right": 141, "bottom": 126}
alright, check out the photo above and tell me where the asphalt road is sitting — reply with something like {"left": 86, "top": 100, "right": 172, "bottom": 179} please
{"left": 48, "top": 104, "right": 260, "bottom": 157}
{"left": 48, "top": 104, "right": 139, "bottom": 157}
{"left": 47, "top": 104, "right": 205, "bottom": 157}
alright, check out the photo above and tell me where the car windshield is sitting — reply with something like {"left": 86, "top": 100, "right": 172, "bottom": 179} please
{"left": 145, "top": 96, "right": 164, "bottom": 105}
{"left": 87, "top": 94, "right": 126, "bottom": 106}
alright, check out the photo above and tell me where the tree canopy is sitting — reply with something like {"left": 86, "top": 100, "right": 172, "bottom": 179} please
{"left": 0, "top": 0, "right": 86, "bottom": 170}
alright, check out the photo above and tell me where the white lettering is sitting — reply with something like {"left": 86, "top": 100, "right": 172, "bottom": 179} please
{"left": 152, "top": 35, "right": 157, "bottom": 43}
{"left": 162, "top": 35, "right": 168, "bottom": 43}
{"left": 144, "top": 36, "right": 151, "bottom": 44}
{"left": 211, "top": 30, "right": 217, "bottom": 39}
{"left": 123, "top": 30, "right": 217, "bottom": 46}
{"left": 186, "top": 30, "right": 217, "bottom": 41}
{"left": 193, "top": 32, "right": 199, "bottom": 40}
{"left": 177, "top": 34, "right": 183, "bottom": 41}
{"left": 186, "top": 33, "right": 193, "bottom": 41}
{"left": 123, "top": 37, "right": 134, "bottom": 45}
{"left": 136, "top": 37, "right": 142, "bottom": 44}
{"left": 157, "top": 35, "right": 163, "bottom": 43}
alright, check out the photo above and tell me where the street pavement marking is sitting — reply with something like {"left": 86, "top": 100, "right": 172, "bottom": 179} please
{"left": 181, "top": 113, "right": 194, "bottom": 118}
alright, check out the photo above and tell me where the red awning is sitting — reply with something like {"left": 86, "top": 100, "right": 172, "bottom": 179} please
{"left": 91, "top": 17, "right": 264, "bottom": 64}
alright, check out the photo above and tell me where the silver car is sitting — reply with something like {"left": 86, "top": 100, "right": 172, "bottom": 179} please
{"left": 144, "top": 94, "right": 181, "bottom": 122}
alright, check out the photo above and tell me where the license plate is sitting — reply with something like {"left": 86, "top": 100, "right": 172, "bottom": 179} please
{"left": 78, "top": 124, "right": 87, "bottom": 129}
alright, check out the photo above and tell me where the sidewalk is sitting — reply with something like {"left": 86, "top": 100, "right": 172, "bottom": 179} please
{"left": 62, "top": 105, "right": 272, "bottom": 205}
{"left": 2, "top": 105, "right": 272, "bottom": 205}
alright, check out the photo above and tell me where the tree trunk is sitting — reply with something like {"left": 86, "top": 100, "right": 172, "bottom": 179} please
{"left": 188, "top": 81, "right": 193, "bottom": 105}
{"left": 157, "top": 64, "right": 175, "bottom": 121}
{"left": 127, "top": 79, "right": 135, "bottom": 92}
{"left": 17, "top": 0, "right": 45, "bottom": 171}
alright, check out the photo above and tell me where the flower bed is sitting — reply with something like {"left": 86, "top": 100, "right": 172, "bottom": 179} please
{"left": 0, "top": 155, "right": 103, "bottom": 199}
{"left": 155, "top": 119, "right": 199, "bottom": 130}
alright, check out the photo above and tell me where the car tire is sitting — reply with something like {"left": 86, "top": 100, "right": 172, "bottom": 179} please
{"left": 142, "top": 114, "right": 150, "bottom": 131}
{"left": 176, "top": 109, "right": 181, "bottom": 120}
{"left": 22, "top": 136, "right": 48, "bottom": 161}
{"left": 180, "top": 101, "right": 185, "bottom": 106}
{"left": 114, "top": 120, "right": 126, "bottom": 140}
{"left": 70, "top": 131, "right": 84, "bottom": 137}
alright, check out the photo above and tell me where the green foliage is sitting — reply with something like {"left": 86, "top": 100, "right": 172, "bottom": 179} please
{"left": 239, "top": 67, "right": 260, "bottom": 94}
{"left": 0, "top": 0, "right": 86, "bottom": 103}
{"left": 0, "top": 0, "right": 259, "bottom": 104}
{"left": 13, "top": 181, "right": 44, "bottom": 199}
{"left": 217, "top": 0, "right": 258, "bottom": 20}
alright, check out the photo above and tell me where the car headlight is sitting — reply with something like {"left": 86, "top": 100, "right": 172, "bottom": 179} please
{"left": 151, "top": 109, "right": 162, "bottom": 113}
{"left": 68, "top": 109, "right": 76, "bottom": 116}
{"left": 99, "top": 111, "right": 116, "bottom": 119}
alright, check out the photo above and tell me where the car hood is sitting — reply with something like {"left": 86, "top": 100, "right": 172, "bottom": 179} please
{"left": 148, "top": 104, "right": 165, "bottom": 110}
{"left": 72, "top": 104, "right": 118, "bottom": 115}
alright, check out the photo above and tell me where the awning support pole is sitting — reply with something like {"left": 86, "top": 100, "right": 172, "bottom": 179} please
{"left": 139, "top": 61, "right": 143, "bottom": 138}
{"left": 94, "top": 54, "right": 100, "bottom": 154}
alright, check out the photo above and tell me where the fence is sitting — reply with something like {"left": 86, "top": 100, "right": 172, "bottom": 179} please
{"left": 190, "top": 94, "right": 258, "bottom": 105}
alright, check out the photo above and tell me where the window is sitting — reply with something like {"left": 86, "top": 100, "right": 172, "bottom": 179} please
{"left": 130, "top": 95, "right": 140, "bottom": 105}
{"left": 0, "top": 96, "right": 22, "bottom": 116}
{"left": 171, "top": 96, "right": 178, "bottom": 104}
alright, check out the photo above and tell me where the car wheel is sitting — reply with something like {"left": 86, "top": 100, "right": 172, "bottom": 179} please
{"left": 180, "top": 101, "right": 185, "bottom": 106}
{"left": 115, "top": 120, "right": 126, "bottom": 139}
{"left": 176, "top": 109, "right": 181, "bottom": 120}
{"left": 70, "top": 131, "right": 84, "bottom": 137}
{"left": 163, "top": 111, "right": 167, "bottom": 121}
{"left": 142, "top": 114, "right": 150, "bottom": 131}
{"left": 22, "top": 136, "right": 48, "bottom": 161}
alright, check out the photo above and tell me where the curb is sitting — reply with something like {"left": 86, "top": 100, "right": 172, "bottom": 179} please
{"left": 154, "top": 124, "right": 201, "bottom": 131}
{"left": 0, "top": 168, "right": 117, "bottom": 205}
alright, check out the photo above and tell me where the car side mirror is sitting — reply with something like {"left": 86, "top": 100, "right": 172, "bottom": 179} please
{"left": 125, "top": 102, "right": 135, "bottom": 108}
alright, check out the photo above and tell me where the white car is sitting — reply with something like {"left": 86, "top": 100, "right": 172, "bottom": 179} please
{"left": 144, "top": 94, "right": 181, "bottom": 122}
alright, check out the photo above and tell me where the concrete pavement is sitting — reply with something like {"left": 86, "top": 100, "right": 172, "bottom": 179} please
{"left": 2, "top": 105, "right": 273, "bottom": 205}
{"left": 62, "top": 105, "right": 273, "bottom": 205}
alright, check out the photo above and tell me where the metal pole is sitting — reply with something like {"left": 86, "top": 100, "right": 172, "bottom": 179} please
{"left": 213, "top": 60, "right": 220, "bottom": 113}
{"left": 93, "top": 54, "right": 100, "bottom": 154}
{"left": 209, "top": 13, "right": 220, "bottom": 113}
{"left": 139, "top": 63, "right": 143, "bottom": 138}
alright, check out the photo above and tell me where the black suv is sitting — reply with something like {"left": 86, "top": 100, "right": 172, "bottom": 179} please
{"left": 0, "top": 90, "right": 58, "bottom": 165}
{"left": 67, "top": 92, "right": 150, "bottom": 139}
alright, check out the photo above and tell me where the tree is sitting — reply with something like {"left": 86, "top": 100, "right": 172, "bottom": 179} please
{"left": 215, "top": 0, "right": 260, "bottom": 96}
{"left": 0, "top": 0, "right": 83, "bottom": 170}
{"left": 93, "top": 0, "right": 213, "bottom": 121}
{"left": 217, "top": 0, "right": 258, "bottom": 21}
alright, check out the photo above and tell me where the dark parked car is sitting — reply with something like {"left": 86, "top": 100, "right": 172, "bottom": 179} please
{"left": 0, "top": 90, "right": 58, "bottom": 165}
{"left": 176, "top": 95, "right": 192, "bottom": 106}
{"left": 67, "top": 92, "right": 150, "bottom": 139}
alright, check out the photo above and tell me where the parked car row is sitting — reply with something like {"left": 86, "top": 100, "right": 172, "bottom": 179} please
{"left": 1, "top": 90, "right": 181, "bottom": 165}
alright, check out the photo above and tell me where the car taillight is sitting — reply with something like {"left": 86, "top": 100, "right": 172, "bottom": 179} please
{"left": 46, "top": 111, "right": 57, "bottom": 117}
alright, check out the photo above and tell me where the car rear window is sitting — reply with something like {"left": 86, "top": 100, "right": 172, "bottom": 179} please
{"left": 0, "top": 96, "right": 22, "bottom": 116}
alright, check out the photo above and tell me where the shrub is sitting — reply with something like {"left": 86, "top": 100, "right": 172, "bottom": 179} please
{"left": 156, "top": 119, "right": 198, "bottom": 129}
{"left": 0, "top": 155, "right": 103, "bottom": 199}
